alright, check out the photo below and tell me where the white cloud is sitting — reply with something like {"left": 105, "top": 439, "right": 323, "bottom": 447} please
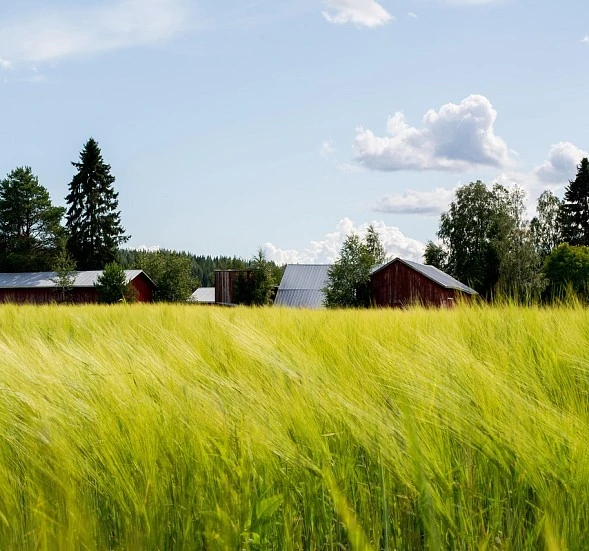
{"left": 407, "top": 12, "right": 419, "bottom": 18}
{"left": 375, "top": 187, "right": 456, "bottom": 215}
{"left": 582, "top": 35, "right": 589, "bottom": 43}
{"left": 319, "top": 140, "right": 336, "bottom": 158}
{"left": 532, "top": 142, "right": 588, "bottom": 185}
{"left": 322, "top": 0, "right": 394, "bottom": 28}
{"left": 263, "top": 217, "right": 424, "bottom": 264}
{"left": 0, "top": 0, "right": 190, "bottom": 62}
{"left": 0, "top": 58, "right": 12, "bottom": 69}
{"left": 354, "top": 94, "right": 511, "bottom": 172}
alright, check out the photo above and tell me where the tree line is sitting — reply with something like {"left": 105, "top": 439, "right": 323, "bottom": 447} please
{"left": 324, "top": 159, "right": 589, "bottom": 307}
{"left": 424, "top": 158, "right": 589, "bottom": 302}
{"left": 0, "top": 138, "right": 284, "bottom": 303}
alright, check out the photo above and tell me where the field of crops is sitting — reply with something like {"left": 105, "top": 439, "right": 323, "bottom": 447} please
{"left": 0, "top": 303, "right": 588, "bottom": 550}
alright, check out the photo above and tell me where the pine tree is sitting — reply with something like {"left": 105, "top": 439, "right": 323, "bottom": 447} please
{"left": 65, "top": 139, "right": 129, "bottom": 270}
{"left": 561, "top": 158, "right": 589, "bottom": 246}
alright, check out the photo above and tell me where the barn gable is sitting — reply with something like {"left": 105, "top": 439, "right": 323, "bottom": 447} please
{"left": 370, "top": 258, "right": 476, "bottom": 308}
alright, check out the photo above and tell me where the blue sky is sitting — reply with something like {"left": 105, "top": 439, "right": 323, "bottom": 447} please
{"left": 0, "top": 0, "right": 588, "bottom": 263}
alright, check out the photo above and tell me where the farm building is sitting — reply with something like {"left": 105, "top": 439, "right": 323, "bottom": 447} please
{"left": 274, "top": 264, "right": 330, "bottom": 308}
{"left": 214, "top": 269, "right": 253, "bottom": 305}
{"left": 370, "top": 258, "right": 477, "bottom": 308}
{"left": 188, "top": 287, "right": 215, "bottom": 304}
{"left": 0, "top": 270, "right": 156, "bottom": 304}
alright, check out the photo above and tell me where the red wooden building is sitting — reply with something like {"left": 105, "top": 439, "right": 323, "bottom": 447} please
{"left": 370, "top": 258, "right": 477, "bottom": 308}
{"left": 0, "top": 270, "right": 156, "bottom": 304}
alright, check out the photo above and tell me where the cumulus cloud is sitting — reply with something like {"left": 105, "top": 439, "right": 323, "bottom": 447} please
{"left": 532, "top": 142, "right": 589, "bottom": 184}
{"left": 322, "top": 0, "right": 394, "bottom": 28}
{"left": 354, "top": 94, "right": 511, "bottom": 172}
{"left": 0, "top": 0, "right": 190, "bottom": 62}
{"left": 375, "top": 187, "right": 456, "bottom": 215}
{"left": 263, "top": 218, "right": 424, "bottom": 265}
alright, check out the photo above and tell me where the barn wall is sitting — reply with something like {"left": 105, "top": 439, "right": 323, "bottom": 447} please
{"left": 130, "top": 275, "right": 154, "bottom": 302}
{"left": 0, "top": 288, "right": 100, "bottom": 304}
{"left": 370, "top": 261, "right": 456, "bottom": 308}
{"left": 214, "top": 270, "right": 252, "bottom": 305}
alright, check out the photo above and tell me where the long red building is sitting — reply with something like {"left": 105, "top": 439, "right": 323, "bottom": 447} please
{"left": 0, "top": 270, "right": 156, "bottom": 304}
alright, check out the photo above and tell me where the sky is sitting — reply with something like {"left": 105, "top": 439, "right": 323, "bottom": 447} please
{"left": 0, "top": 0, "right": 588, "bottom": 264}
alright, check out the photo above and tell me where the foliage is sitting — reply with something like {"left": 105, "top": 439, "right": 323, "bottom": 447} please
{"left": 66, "top": 138, "right": 129, "bottom": 270}
{"left": 95, "top": 262, "right": 135, "bottom": 303}
{"left": 51, "top": 244, "right": 77, "bottom": 303}
{"left": 233, "top": 249, "right": 276, "bottom": 306}
{"left": 530, "top": 190, "right": 563, "bottom": 257}
{"left": 1, "top": 305, "right": 589, "bottom": 548}
{"left": 560, "top": 158, "right": 589, "bottom": 246}
{"left": 494, "top": 186, "right": 545, "bottom": 302}
{"left": 324, "top": 225, "right": 386, "bottom": 308}
{"left": 437, "top": 181, "right": 513, "bottom": 297}
{"left": 423, "top": 240, "right": 447, "bottom": 270}
{"left": 125, "top": 250, "right": 198, "bottom": 302}
{"left": 543, "top": 243, "right": 589, "bottom": 301}
{"left": 0, "top": 166, "right": 65, "bottom": 271}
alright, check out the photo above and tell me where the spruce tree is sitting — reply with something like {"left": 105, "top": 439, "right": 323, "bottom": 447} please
{"left": 561, "top": 158, "right": 589, "bottom": 246}
{"left": 65, "top": 139, "right": 129, "bottom": 270}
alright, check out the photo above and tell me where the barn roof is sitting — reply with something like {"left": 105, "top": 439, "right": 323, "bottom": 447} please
{"left": 274, "top": 264, "right": 331, "bottom": 308}
{"left": 0, "top": 270, "right": 155, "bottom": 289}
{"left": 371, "top": 258, "right": 477, "bottom": 295}
{"left": 189, "top": 287, "right": 215, "bottom": 303}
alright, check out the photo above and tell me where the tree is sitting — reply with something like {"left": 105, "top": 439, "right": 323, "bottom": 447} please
{"left": 0, "top": 167, "right": 65, "bottom": 271}
{"left": 437, "top": 181, "right": 512, "bottom": 298}
{"left": 560, "top": 158, "right": 589, "bottom": 246}
{"left": 132, "top": 250, "right": 198, "bottom": 302}
{"left": 233, "top": 249, "right": 276, "bottom": 306}
{"left": 543, "top": 243, "right": 589, "bottom": 302}
{"left": 324, "top": 226, "right": 387, "bottom": 308}
{"left": 95, "top": 262, "right": 135, "bottom": 303}
{"left": 530, "top": 190, "right": 563, "bottom": 257}
{"left": 494, "top": 187, "right": 545, "bottom": 302}
{"left": 423, "top": 241, "right": 447, "bottom": 271}
{"left": 51, "top": 244, "right": 77, "bottom": 303}
{"left": 66, "top": 138, "right": 129, "bottom": 270}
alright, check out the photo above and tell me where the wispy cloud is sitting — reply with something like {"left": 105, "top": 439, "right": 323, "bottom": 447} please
{"left": 264, "top": 217, "right": 424, "bottom": 264}
{"left": 322, "top": 0, "right": 394, "bottom": 28}
{"left": 0, "top": 58, "right": 12, "bottom": 70}
{"left": 407, "top": 12, "right": 418, "bottom": 19}
{"left": 319, "top": 140, "right": 336, "bottom": 158}
{"left": 375, "top": 187, "right": 456, "bottom": 215}
{"left": 354, "top": 94, "right": 511, "bottom": 172}
{"left": 582, "top": 35, "right": 589, "bottom": 44}
{"left": 0, "top": 0, "right": 192, "bottom": 62}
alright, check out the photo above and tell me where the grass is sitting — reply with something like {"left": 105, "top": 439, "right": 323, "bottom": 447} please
{"left": 0, "top": 303, "right": 588, "bottom": 549}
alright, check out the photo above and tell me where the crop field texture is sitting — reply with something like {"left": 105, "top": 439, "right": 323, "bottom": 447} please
{"left": 0, "top": 304, "right": 588, "bottom": 550}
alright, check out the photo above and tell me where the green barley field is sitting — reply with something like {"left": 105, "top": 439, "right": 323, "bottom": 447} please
{"left": 0, "top": 303, "right": 588, "bottom": 550}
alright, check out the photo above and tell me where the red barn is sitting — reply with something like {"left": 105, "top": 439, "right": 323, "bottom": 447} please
{"left": 370, "top": 258, "right": 477, "bottom": 308}
{"left": 0, "top": 270, "right": 156, "bottom": 304}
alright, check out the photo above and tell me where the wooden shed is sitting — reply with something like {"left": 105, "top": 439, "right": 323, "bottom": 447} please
{"left": 370, "top": 258, "right": 477, "bottom": 308}
{"left": 0, "top": 270, "right": 156, "bottom": 304}
{"left": 214, "top": 269, "right": 253, "bottom": 305}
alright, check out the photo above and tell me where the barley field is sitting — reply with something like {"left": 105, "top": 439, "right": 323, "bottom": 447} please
{"left": 0, "top": 303, "right": 588, "bottom": 550}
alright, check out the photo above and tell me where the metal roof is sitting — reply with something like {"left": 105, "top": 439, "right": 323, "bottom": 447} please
{"left": 371, "top": 258, "right": 477, "bottom": 295}
{"left": 188, "top": 287, "right": 215, "bottom": 303}
{"left": 274, "top": 264, "right": 331, "bottom": 308}
{"left": 0, "top": 270, "right": 150, "bottom": 289}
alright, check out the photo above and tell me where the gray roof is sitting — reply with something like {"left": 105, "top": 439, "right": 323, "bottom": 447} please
{"left": 274, "top": 264, "right": 331, "bottom": 308}
{"left": 189, "top": 287, "right": 215, "bottom": 303}
{"left": 0, "top": 270, "right": 150, "bottom": 289}
{"left": 371, "top": 258, "right": 477, "bottom": 295}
